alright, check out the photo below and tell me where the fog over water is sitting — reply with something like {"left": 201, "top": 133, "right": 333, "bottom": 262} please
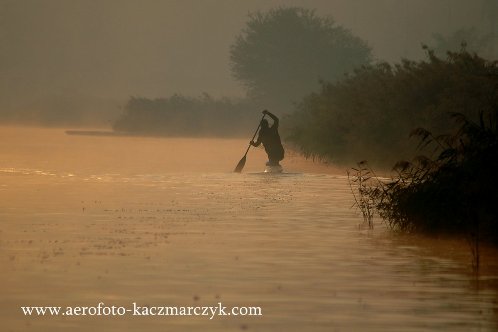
{"left": 1, "top": 127, "right": 497, "bottom": 331}
{"left": 0, "top": 0, "right": 495, "bottom": 122}
{"left": 1, "top": 2, "right": 498, "bottom": 330}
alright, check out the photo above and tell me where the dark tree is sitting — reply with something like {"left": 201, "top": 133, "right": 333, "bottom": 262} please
{"left": 230, "top": 7, "right": 372, "bottom": 109}
{"left": 285, "top": 48, "right": 498, "bottom": 167}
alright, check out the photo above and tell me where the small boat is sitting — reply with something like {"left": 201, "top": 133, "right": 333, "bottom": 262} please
{"left": 264, "top": 164, "right": 283, "bottom": 173}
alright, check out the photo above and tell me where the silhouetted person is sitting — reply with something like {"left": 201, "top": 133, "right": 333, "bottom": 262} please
{"left": 250, "top": 110, "right": 285, "bottom": 166}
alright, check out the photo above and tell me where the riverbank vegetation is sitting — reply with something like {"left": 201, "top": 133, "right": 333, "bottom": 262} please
{"left": 358, "top": 104, "right": 497, "bottom": 269}
{"left": 113, "top": 7, "right": 371, "bottom": 137}
{"left": 112, "top": 94, "right": 258, "bottom": 137}
{"left": 284, "top": 48, "right": 497, "bottom": 168}
{"left": 337, "top": 50, "right": 498, "bottom": 262}
{"left": 375, "top": 107, "right": 497, "bottom": 240}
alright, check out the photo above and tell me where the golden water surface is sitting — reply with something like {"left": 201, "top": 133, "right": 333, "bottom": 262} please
{"left": 0, "top": 126, "right": 497, "bottom": 331}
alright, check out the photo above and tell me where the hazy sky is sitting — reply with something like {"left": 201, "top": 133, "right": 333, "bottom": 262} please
{"left": 0, "top": 0, "right": 495, "bottom": 108}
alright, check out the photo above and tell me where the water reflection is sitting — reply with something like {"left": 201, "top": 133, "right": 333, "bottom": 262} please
{"left": 0, "top": 127, "right": 496, "bottom": 331}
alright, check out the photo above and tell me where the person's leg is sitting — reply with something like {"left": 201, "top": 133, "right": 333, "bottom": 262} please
{"left": 268, "top": 157, "right": 280, "bottom": 166}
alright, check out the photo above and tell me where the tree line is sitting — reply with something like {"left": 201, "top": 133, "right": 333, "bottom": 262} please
{"left": 113, "top": 7, "right": 372, "bottom": 134}
{"left": 113, "top": 94, "right": 256, "bottom": 137}
{"left": 341, "top": 50, "right": 498, "bottom": 253}
{"left": 284, "top": 47, "right": 497, "bottom": 167}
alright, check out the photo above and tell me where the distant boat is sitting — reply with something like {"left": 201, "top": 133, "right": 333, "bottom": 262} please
{"left": 65, "top": 130, "right": 118, "bottom": 136}
{"left": 65, "top": 130, "right": 135, "bottom": 137}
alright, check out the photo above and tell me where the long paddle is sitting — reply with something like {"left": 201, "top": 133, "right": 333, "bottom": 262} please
{"left": 234, "top": 113, "right": 266, "bottom": 173}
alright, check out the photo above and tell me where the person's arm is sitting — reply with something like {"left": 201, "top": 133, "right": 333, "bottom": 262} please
{"left": 263, "top": 110, "right": 279, "bottom": 128}
{"left": 251, "top": 133, "right": 262, "bottom": 147}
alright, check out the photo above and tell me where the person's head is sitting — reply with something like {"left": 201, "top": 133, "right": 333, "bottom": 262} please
{"left": 260, "top": 119, "right": 269, "bottom": 129}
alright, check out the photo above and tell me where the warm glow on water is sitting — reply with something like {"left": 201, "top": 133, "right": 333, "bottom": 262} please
{"left": 0, "top": 126, "right": 497, "bottom": 331}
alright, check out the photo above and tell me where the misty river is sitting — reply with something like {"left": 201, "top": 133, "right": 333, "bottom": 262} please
{"left": 0, "top": 126, "right": 497, "bottom": 331}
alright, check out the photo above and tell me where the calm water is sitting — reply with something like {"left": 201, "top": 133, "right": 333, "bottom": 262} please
{"left": 0, "top": 127, "right": 497, "bottom": 331}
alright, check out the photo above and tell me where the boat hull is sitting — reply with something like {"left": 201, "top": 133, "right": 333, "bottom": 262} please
{"left": 264, "top": 165, "right": 283, "bottom": 173}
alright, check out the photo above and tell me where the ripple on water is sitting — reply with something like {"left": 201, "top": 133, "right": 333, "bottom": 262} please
{"left": 0, "top": 143, "right": 497, "bottom": 331}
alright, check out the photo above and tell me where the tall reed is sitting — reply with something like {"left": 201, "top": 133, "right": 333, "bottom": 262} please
{"left": 358, "top": 107, "right": 498, "bottom": 272}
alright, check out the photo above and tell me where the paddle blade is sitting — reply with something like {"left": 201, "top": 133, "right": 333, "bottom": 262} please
{"left": 234, "top": 155, "right": 246, "bottom": 173}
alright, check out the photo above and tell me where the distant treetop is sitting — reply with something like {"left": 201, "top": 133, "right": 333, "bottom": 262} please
{"left": 230, "top": 7, "right": 372, "bottom": 110}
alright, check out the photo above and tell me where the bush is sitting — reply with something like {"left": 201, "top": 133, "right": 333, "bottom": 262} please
{"left": 113, "top": 94, "right": 258, "bottom": 137}
{"left": 373, "top": 107, "right": 498, "bottom": 244}
{"left": 285, "top": 48, "right": 498, "bottom": 167}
